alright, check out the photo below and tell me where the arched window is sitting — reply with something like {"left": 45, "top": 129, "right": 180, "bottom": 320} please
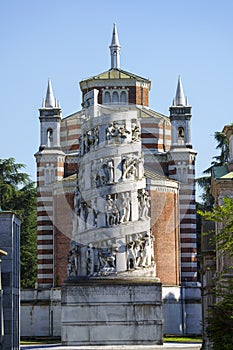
{"left": 178, "top": 127, "right": 184, "bottom": 144}
{"left": 47, "top": 128, "right": 53, "bottom": 147}
{"left": 120, "top": 91, "right": 127, "bottom": 103}
{"left": 104, "top": 91, "right": 111, "bottom": 104}
{"left": 112, "top": 91, "right": 119, "bottom": 103}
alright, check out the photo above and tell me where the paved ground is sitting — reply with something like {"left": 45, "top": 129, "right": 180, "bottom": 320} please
{"left": 21, "top": 343, "right": 202, "bottom": 350}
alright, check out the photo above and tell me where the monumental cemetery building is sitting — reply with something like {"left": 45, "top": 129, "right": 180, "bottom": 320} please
{"left": 25, "top": 25, "right": 201, "bottom": 337}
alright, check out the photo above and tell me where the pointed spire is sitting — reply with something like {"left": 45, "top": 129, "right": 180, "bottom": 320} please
{"left": 174, "top": 76, "right": 187, "bottom": 106}
{"left": 111, "top": 23, "right": 120, "bottom": 46}
{"left": 109, "top": 23, "right": 121, "bottom": 69}
{"left": 44, "top": 79, "right": 55, "bottom": 108}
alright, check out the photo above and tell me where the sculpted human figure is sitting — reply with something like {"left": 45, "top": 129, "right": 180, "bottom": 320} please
{"left": 127, "top": 241, "right": 136, "bottom": 269}
{"left": 98, "top": 242, "right": 117, "bottom": 275}
{"left": 141, "top": 236, "right": 151, "bottom": 267}
{"left": 124, "top": 192, "right": 131, "bottom": 222}
{"left": 106, "top": 122, "right": 130, "bottom": 141}
{"left": 106, "top": 241, "right": 117, "bottom": 269}
{"left": 117, "top": 193, "right": 126, "bottom": 223}
{"left": 106, "top": 123, "right": 114, "bottom": 140}
{"left": 118, "top": 124, "right": 130, "bottom": 139}
{"left": 86, "top": 204, "right": 96, "bottom": 229}
{"left": 86, "top": 243, "right": 95, "bottom": 276}
{"left": 67, "top": 245, "right": 80, "bottom": 277}
{"left": 79, "top": 202, "right": 88, "bottom": 230}
{"left": 105, "top": 195, "right": 114, "bottom": 226}
{"left": 122, "top": 157, "right": 137, "bottom": 180}
{"left": 138, "top": 189, "right": 150, "bottom": 219}
{"left": 137, "top": 156, "right": 144, "bottom": 179}
{"left": 134, "top": 240, "right": 142, "bottom": 267}
{"left": 131, "top": 120, "right": 141, "bottom": 142}
{"left": 87, "top": 129, "right": 94, "bottom": 148}
{"left": 96, "top": 160, "right": 108, "bottom": 186}
{"left": 93, "top": 127, "right": 99, "bottom": 146}
{"left": 106, "top": 159, "right": 114, "bottom": 183}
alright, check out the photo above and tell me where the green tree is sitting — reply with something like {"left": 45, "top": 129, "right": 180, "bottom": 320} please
{"left": 203, "top": 131, "right": 229, "bottom": 175}
{"left": 199, "top": 198, "right": 233, "bottom": 350}
{"left": 0, "top": 158, "right": 37, "bottom": 288}
{"left": 196, "top": 130, "right": 228, "bottom": 210}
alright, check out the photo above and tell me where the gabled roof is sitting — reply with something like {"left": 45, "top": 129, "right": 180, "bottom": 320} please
{"left": 80, "top": 68, "right": 151, "bottom": 87}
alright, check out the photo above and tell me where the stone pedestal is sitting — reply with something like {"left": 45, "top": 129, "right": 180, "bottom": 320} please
{"left": 61, "top": 278, "right": 163, "bottom": 346}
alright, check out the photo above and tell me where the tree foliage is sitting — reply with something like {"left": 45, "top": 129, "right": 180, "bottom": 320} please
{"left": 207, "top": 290, "right": 233, "bottom": 350}
{"left": 199, "top": 197, "right": 233, "bottom": 258}
{"left": 196, "top": 130, "right": 229, "bottom": 209}
{"left": 199, "top": 198, "right": 233, "bottom": 349}
{"left": 0, "top": 158, "right": 37, "bottom": 288}
{"left": 203, "top": 131, "right": 229, "bottom": 175}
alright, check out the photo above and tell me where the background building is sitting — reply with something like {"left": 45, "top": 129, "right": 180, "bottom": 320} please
{"left": 201, "top": 123, "right": 233, "bottom": 349}
{"left": 0, "top": 210, "right": 20, "bottom": 350}
{"left": 21, "top": 24, "right": 201, "bottom": 338}
{"left": 35, "top": 24, "right": 197, "bottom": 289}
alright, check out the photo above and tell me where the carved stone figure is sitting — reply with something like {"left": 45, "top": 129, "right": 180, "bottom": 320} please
{"left": 105, "top": 195, "right": 114, "bottom": 226}
{"left": 117, "top": 192, "right": 131, "bottom": 223}
{"left": 134, "top": 240, "right": 142, "bottom": 267}
{"left": 105, "top": 195, "right": 118, "bottom": 226}
{"left": 86, "top": 205, "right": 96, "bottom": 229}
{"left": 106, "top": 123, "right": 114, "bottom": 140}
{"left": 138, "top": 189, "right": 150, "bottom": 220}
{"left": 126, "top": 233, "right": 153, "bottom": 270}
{"left": 106, "top": 122, "right": 130, "bottom": 141}
{"left": 140, "top": 235, "right": 152, "bottom": 267}
{"left": 122, "top": 157, "right": 137, "bottom": 180}
{"left": 67, "top": 244, "right": 80, "bottom": 277}
{"left": 127, "top": 242, "right": 136, "bottom": 269}
{"left": 93, "top": 127, "right": 99, "bottom": 146}
{"left": 99, "top": 242, "right": 117, "bottom": 275}
{"left": 96, "top": 161, "right": 108, "bottom": 187}
{"left": 86, "top": 243, "right": 95, "bottom": 276}
{"left": 118, "top": 124, "right": 130, "bottom": 139}
{"left": 131, "top": 120, "right": 141, "bottom": 142}
{"left": 106, "top": 159, "right": 114, "bottom": 183}
{"left": 137, "top": 156, "right": 144, "bottom": 179}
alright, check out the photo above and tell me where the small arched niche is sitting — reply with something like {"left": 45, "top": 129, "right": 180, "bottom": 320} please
{"left": 178, "top": 127, "right": 184, "bottom": 145}
{"left": 47, "top": 128, "right": 53, "bottom": 147}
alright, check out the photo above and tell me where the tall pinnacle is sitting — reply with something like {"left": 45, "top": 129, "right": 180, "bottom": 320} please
{"left": 109, "top": 23, "right": 121, "bottom": 69}
{"left": 44, "top": 79, "right": 55, "bottom": 108}
{"left": 173, "top": 76, "right": 187, "bottom": 106}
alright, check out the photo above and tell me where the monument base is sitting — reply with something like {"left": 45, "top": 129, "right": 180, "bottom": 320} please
{"left": 61, "top": 277, "right": 163, "bottom": 346}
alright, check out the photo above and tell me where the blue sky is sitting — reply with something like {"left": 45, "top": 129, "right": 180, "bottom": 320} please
{"left": 1, "top": 0, "right": 233, "bottom": 200}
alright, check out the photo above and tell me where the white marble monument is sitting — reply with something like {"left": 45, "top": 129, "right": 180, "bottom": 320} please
{"left": 61, "top": 89, "right": 163, "bottom": 345}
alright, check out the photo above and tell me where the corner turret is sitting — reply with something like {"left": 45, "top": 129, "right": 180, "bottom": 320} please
{"left": 170, "top": 76, "right": 192, "bottom": 148}
{"left": 39, "top": 79, "right": 62, "bottom": 151}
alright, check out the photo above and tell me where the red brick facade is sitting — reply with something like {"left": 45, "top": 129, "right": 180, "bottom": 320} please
{"left": 150, "top": 190, "right": 180, "bottom": 285}
{"left": 53, "top": 191, "right": 74, "bottom": 286}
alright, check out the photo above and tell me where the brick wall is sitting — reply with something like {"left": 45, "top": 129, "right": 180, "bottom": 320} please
{"left": 53, "top": 191, "right": 74, "bottom": 286}
{"left": 150, "top": 189, "right": 180, "bottom": 285}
